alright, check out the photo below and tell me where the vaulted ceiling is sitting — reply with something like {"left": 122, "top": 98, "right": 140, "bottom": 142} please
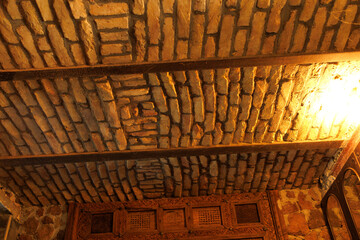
{"left": 0, "top": 0, "right": 359, "bottom": 206}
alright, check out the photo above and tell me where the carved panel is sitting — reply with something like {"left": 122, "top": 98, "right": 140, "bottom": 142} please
{"left": 127, "top": 211, "right": 156, "bottom": 231}
{"left": 162, "top": 209, "right": 186, "bottom": 230}
{"left": 193, "top": 207, "right": 222, "bottom": 227}
{"left": 65, "top": 192, "right": 284, "bottom": 240}
{"left": 77, "top": 211, "right": 92, "bottom": 240}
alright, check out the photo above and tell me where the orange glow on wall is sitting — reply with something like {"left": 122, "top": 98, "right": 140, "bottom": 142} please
{"left": 310, "top": 64, "right": 360, "bottom": 138}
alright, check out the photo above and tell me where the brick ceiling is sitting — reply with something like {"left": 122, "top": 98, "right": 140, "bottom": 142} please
{"left": 0, "top": 63, "right": 357, "bottom": 156}
{"left": 2, "top": 149, "right": 337, "bottom": 206}
{"left": 0, "top": 0, "right": 359, "bottom": 206}
{"left": 0, "top": 0, "right": 358, "bottom": 68}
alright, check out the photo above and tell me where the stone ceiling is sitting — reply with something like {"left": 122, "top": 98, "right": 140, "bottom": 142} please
{"left": 0, "top": 0, "right": 360, "bottom": 206}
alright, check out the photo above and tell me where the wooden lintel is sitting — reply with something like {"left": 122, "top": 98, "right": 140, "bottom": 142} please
{"left": 1, "top": 51, "right": 360, "bottom": 81}
{"left": 0, "top": 140, "right": 343, "bottom": 167}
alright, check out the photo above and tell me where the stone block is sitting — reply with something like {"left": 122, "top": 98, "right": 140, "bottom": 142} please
{"left": 147, "top": 0, "right": 160, "bottom": 44}
{"left": 90, "top": 2, "right": 128, "bottom": 16}
{"left": 53, "top": 0, "right": 78, "bottom": 41}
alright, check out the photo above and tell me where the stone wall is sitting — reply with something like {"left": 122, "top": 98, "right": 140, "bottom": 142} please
{"left": 277, "top": 187, "right": 331, "bottom": 239}
{"left": 16, "top": 205, "right": 67, "bottom": 240}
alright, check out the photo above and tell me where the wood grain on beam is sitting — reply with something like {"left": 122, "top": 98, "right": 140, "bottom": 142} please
{"left": 1, "top": 51, "right": 360, "bottom": 81}
{"left": 0, "top": 140, "right": 343, "bottom": 167}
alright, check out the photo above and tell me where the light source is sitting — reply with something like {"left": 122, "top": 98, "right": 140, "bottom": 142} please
{"left": 301, "top": 62, "right": 360, "bottom": 141}
{"left": 317, "top": 73, "right": 360, "bottom": 126}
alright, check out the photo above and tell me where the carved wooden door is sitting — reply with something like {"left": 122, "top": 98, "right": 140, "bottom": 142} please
{"left": 65, "top": 192, "right": 284, "bottom": 239}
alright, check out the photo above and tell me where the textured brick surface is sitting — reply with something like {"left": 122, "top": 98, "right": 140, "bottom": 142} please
{"left": 0, "top": 148, "right": 336, "bottom": 205}
{"left": 0, "top": 63, "right": 356, "bottom": 159}
{"left": 0, "top": 0, "right": 358, "bottom": 210}
{"left": 0, "top": 0, "right": 358, "bottom": 70}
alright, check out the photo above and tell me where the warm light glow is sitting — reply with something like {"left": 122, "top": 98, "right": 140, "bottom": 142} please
{"left": 315, "top": 69, "right": 360, "bottom": 127}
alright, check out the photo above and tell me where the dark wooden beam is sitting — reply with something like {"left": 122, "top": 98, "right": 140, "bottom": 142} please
{"left": 1, "top": 51, "right": 360, "bottom": 81}
{"left": 0, "top": 140, "right": 343, "bottom": 167}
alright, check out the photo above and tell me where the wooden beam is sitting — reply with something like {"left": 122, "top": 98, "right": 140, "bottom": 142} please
{"left": 1, "top": 51, "right": 360, "bottom": 81}
{"left": 331, "top": 125, "right": 360, "bottom": 177}
{"left": 0, "top": 140, "right": 343, "bottom": 167}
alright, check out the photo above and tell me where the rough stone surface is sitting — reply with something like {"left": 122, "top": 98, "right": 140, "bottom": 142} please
{"left": 306, "top": 7, "right": 327, "bottom": 52}
{"left": 16, "top": 26, "right": 44, "bottom": 68}
{"left": 16, "top": 205, "right": 67, "bottom": 240}
{"left": 0, "top": 8, "right": 19, "bottom": 43}
{"left": 79, "top": 20, "right": 98, "bottom": 65}
{"left": 147, "top": 0, "right": 160, "bottom": 44}
{"left": 162, "top": 17, "right": 175, "bottom": 60}
{"left": 291, "top": 24, "right": 307, "bottom": 53}
{"left": 53, "top": 0, "right": 78, "bottom": 41}
{"left": 35, "top": 0, "right": 53, "bottom": 21}
{"left": 0, "top": 41, "right": 14, "bottom": 69}
{"left": 68, "top": 0, "right": 87, "bottom": 19}
{"left": 299, "top": 0, "right": 317, "bottom": 22}
{"left": 4, "top": 0, "right": 22, "bottom": 20}
{"left": 238, "top": 1, "right": 255, "bottom": 27}
{"left": 177, "top": 0, "right": 191, "bottom": 38}
{"left": 95, "top": 18, "right": 129, "bottom": 30}
{"left": 20, "top": 1, "right": 44, "bottom": 35}
{"left": 327, "top": 0, "right": 348, "bottom": 26}
{"left": 247, "top": 12, "right": 266, "bottom": 55}
{"left": 189, "top": 15, "right": 204, "bottom": 59}
{"left": 163, "top": 0, "right": 175, "bottom": 13}
{"left": 134, "top": 20, "right": 146, "bottom": 61}
{"left": 266, "top": 0, "right": 286, "bottom": 33}
{"left": 334, "top": 5, "right": 358, "bottom": 51}
{"left": 278, "top": 188, "right": 331, "bottom": 239}
{"left": 278, "top": 10, "right": 297, "bottom": 53}
{"left": 8, "top": 45, "right": 31, "bottom": 68}
{"left": 207, "top": 0, "right": 222, "bottom": 34}
{"left": 218, "top": 15, "right": 235, "bottom": 57}
{"left": 132, "top": 0, "right": 145, "bottom": 15}
{"left": 47, "top": 25, "right": 74, "bottom": 66}
{"left": 89, "top": 2, "right": 129, "bottom": 16}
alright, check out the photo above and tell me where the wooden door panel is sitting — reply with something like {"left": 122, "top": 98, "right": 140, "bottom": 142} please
{"left": 65, "top": 192, "right": 283, "bottom": 239}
